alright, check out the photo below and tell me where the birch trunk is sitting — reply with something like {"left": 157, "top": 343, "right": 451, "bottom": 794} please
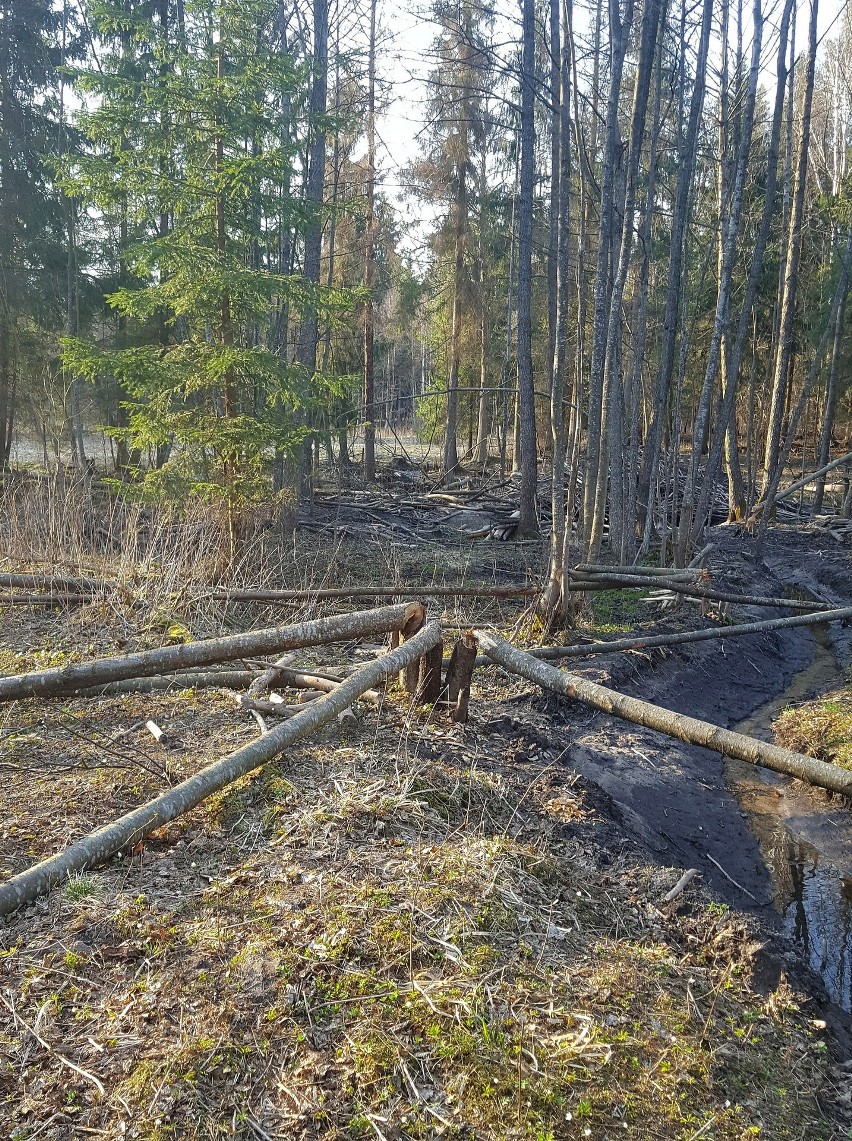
{"left": 477, "top": 632, "right": 852, "bottom": 797}
{"left": 0, "top": 603, "right": 420, "bottom": 703}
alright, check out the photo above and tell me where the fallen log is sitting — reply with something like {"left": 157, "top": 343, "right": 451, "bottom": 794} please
{"left": 0, "top": 621, "right": 443, "bottom": 915}
{"left": 520, "top": 605, "right": 852, "bottom": 662}
{"left": 565, "top": 572, "right": 829, "bottom": 612}
{"left": 206, "top": 584, "right": 539, "bottom": 602}
{"left": 0, "top": 573, "right": 110, "bottom": 593}
{"left": 768, "top": 449, "right": 852, "bottom": 507}
{"left": 0, "top": 593, "right": 94, "bottom": 607}
{"left": 0, "top": 602, "right": 421, "bottom": 704}
{"left": 476, "top": 630, "right": 852, "bottom": 798}
{"left": 574, "top": 564, "right": 700, "bottom": 580}
{"left": 71, "top": 670, "right": 259, "bottom": 696}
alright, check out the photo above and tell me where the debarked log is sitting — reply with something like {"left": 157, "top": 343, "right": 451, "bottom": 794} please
{"left": 0, "top": 621, "right": 443, "bottom": 915}
{"left": 476, "top": 630, "right": 852, "bottom": 798}
{"left": 0, "top": 602, "right": 422, "bottom": 704}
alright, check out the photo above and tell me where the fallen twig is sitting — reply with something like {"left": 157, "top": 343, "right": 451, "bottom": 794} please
{"left": 662, "top": 868, "right": 700, "bottom": 902}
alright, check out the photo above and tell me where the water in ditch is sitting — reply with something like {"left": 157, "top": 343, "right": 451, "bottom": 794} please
{"left": 728, "top": 624, "right": 852, "bottom": 1010}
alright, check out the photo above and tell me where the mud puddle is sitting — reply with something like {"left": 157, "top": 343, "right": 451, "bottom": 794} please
{"left": 728, "top": 624, "right": 852, "bottom": 1010}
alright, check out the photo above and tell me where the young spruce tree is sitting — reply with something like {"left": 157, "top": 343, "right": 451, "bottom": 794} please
{"left": 64, "top": 0, "right": 349, "bottom": 529}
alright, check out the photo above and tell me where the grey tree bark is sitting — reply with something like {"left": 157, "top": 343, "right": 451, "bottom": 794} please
{"left": 477, "top": 631, "right": 852, "bottom": 797}
{"left": 761, "top": 0, "right": 819, "bottom": 497}
{"left": 0, "top": 622, "right": 442, "bottom": 916}
{"left": 516, "top": 0, "right": 539, "bottom": 536}
{"left": 0, "top": 603, "right": 419, "bottom": 703}
{"left": 636, "top": 0, "right": 714, "bottom": 543}
{"left": 587, "top": 0, "right": 660, "bottom": 560}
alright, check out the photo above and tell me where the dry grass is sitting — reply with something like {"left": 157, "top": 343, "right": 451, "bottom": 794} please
{"left": 0, "top": 682, "right": 840, "bottom": 1140}
{"left": 0, "top": 485, "right": 845, "bottom": 1139}
{"left": 773, "top": 685, "right": 852, "bottom": 770}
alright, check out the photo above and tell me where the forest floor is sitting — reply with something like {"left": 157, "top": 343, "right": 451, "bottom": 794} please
{"left": 0, "top": 493, "right": 851, "bottom": 1140}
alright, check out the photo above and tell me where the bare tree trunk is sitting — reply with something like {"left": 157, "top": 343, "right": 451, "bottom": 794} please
{"left": 761, "top": 0, "right": 818, "bottom": 497}
{"left": 691, "top": 0, "right": 792, "bottom": 534}
{"left": 296, "top": 0, "right": 329, "bottom": 489}
{"left": 813, "top": 282, "right": 848, "bottom": 514}
{"left": 542, "top": 0, "right": 573, "bottom": 618}
{"left": 582, "top": 0, "right": 634, "bottom": 554}
{"left": 755, "top": 226, "right": 852, "bottom": 551}
{"left": 587, "top": 0, "right": 659, "bottom": 560}
{"left": 676, "top": 0, "right": 762, "bottom": 560}
{"left": 363, "top": 0, "right": 377, "bottom": 482}
{"left": 474, "top": 137, "right": 490, "bottom": 466}
{"left": 444, "top": 161, "right": 467, "bottom": 481}
{"left": 636, "top": 0, "right": 713, "bottom": 541}
{"left": 516, "top": 0, "right": 539, "bottom": 536}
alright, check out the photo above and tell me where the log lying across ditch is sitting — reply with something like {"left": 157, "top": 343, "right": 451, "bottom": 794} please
{"left": 525, "top": 605, "right": 852, "bottom": 662}
{"left": 0, "top": 621, "right": 443, "bottom": 916}
{"left": 0, "top": 602, "right": 421, "bottom": 704}
{"left": 566, "top": 571, "right": 830, "bottom": 611}
{"left": 476, "top": 630, "right": 852, "bottom": 798}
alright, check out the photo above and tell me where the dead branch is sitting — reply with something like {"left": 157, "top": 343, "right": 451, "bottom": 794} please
{"left": 205, "top": 584, "right": 539, "bottom": 602}
{"left": 0, "top": 602, "right": 421, "bottom": 704}
{"left": 662, "top": 868, "right": 700, "bottom": 902}
{"left": 0, "top": 621, "right": 443, "bottom": 915}
{"left": 566, "top": 571, "right": 831, "bottom": 611}
{"left": 0, "top": 573, "right": 110, "bottom": 593}
{"left": 0, "top": 593, "right": 94, "bottom": 607}
{"left": 515, "top": 605, "right": 852, "bottom": 663}
{"left": 246, "top": 653, "right": 298, "bottom": 698}
{"left": 476, "top": 630, "right": 852, "bottom": 797}
{"left": 270, "top": 666, "right": 381, "bottom": 705}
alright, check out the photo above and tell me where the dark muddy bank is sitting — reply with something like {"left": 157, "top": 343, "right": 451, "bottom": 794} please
{"left": 491, "top": 525, "right": 852, "bottom": 1035}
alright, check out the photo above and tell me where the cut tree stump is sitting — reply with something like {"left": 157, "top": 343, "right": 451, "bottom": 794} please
{"left": 446, "top": 632, "right": 478, "bottom": 723}
{"left": 419, "top": 640, "right": 444, "bottom": 705}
